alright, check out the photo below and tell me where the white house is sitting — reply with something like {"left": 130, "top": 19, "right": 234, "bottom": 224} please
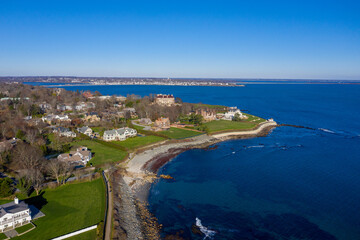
{"left": 123, "top": 127, "right": 137, "bottom": 137}
{"left": 103, "top": 130, "right": 117, "bottom": 141}
{"left": 57, "top": 104, "right": 73, "bottom": 111}
{"left": 224, "top": 107, "right": 246, "bottom": 120}
{"left": 77, "top": 126, "right": 93, "bottom": 136}
{"left": 42, "top": 114, "right": 70, "bottom": 123}
{"left": 53, "top": 127, "right": 76, "bottom": 138}
{"left": 103, "top": 127, "right": 137, "bottom": 141}
{"left": 38, "top": 102, "right": 52, "bottom": 111}
{"left": 74, "top": 102, "right": 95, "bottom": 111}
{"left": 0, "top": 198, "right": 31, "bottom": 233}
{"left": 58, "top": 146, "right": 92, "bottom": 165}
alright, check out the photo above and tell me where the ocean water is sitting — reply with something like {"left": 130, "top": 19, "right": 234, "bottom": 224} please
{"left": 32, "top": 83, "right": 360, "bottom": 239}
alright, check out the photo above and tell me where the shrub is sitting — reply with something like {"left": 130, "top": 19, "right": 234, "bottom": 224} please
{"left": 0, "top": 177, "right": 13, "bottom": 197}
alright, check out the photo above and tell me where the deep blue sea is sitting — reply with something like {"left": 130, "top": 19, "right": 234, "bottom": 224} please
{"left": 30, "top": 83, "right": 360, "bottom": 240}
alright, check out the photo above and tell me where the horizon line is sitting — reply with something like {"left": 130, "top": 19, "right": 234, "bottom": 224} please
{"left": 0, "top": 76, "right": 360, "bottom": 82}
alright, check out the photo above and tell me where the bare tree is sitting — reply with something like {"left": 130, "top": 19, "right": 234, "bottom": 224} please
{"left": 12, "top": 143, "right": 44, "bottom": 170}
{"left": 61, "top": 162, "right": 73, "bottom": 184}
{"left": 28, "top": 169, "right": 44, "bottom": 195}
{"left": 26, "top": 128, "right": 38, "bottom": 145}
{"left": 47, "top": 159, "right": 64, "bottom": 185}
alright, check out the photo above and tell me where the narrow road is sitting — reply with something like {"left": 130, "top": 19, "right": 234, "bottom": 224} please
{"left": 102, "top": 171, "right": 113, "bottom": 240}
{"left": 131, "top": 120, "right": 151, "bottom": 130}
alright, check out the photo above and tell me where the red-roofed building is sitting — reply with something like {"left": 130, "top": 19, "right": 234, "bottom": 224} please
{"left": 82, "top": 91, "right": 93, "bottom": 98}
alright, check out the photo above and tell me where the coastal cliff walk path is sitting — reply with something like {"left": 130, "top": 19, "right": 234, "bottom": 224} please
{"left": 102, "top": 171, "right": 112, "bottom": 240}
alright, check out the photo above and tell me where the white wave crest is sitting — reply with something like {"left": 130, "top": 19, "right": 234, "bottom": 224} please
{"left": 196, "top": 217, "right": 216, "bottom": 239}
{"left": 246, "top": 145, "right": 265, "bottom": 149}
{"left": 318, "top": 128, "right": 336, "bottom": 134}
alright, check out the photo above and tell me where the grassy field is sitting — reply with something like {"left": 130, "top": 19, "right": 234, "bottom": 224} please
{"left": 193, "top": 103, "right": 227, "bottom": 110}
{"left": 67, "top": 229, "right": 97, "bottom": 240}
{"left": 91, "top": 127, "right": 107, "bottom": 137}
{"left": 13, "top": 178, "right": 105, "bottom": 240}
{"left": 204, "top": 120, "right": 258, "bottom": 133}
{"left": 111, "top": 136, "right": 165, "bottom": 150}
{"left": 0, "top": 200, "right": 11, "bottom": 205}
{"left": 243, "top": 113, "right": 266, "bottom": 124}
{"left": 71, "top": 140, "right": 127, "bottom": 166}
{"left": 15, "top": 223, "right": 34, "bottom": 234}
{"left": 0, "top": 233, "right": 6, "bottom": 240}
{"left": 160, "top": 127, "right": 203, "bottom": 139}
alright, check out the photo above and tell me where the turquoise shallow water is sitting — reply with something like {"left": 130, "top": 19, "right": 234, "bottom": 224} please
{"left": 31, "top": 83, "right": 360, "bottom": 239}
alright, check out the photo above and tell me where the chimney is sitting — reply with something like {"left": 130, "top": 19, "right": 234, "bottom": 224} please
{"left": 14, "top": 197, "right": 19, "bottom": 204}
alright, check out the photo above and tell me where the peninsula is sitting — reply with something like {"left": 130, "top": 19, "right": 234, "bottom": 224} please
{"left": 0, "top": 83, "right": 276, "bottom": 239}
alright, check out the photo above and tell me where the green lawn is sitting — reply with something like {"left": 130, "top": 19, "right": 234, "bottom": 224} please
{"left": 15, "top": 223, "right": 34, "bottom": 234}
{"left": 0, "top": 233, "right": 7, "bottom": 240}
{"left": 111, "top": 136, "right": 165, "bottom": 150}
{"left": 160, "top": 127, "right": 203, "bottom": 139}
{"left": 0, "top": 200, "right": 11, "bottom": 205}
{"left": 193, "top": 103, "right": 227, "bottom": 110}
{"left": 243, "top": 113, "right": 266, "bottom": 124}
{"left": 71, "top": 140, "right": 127, "bottom": 166}
{"left": 131, "top": 124, "right": 146, "bottom": 131}
{"left": 67, "top": 229, "right": 97, "bottom": 240}
{"left": 13, "top": 178, "right": 105, "bottom": 240}
{"left": 91, "top": 127, "right": 107, "bottom": 137}
{"left": 204, "top": 119, "right": 257, "bottom": 133}
{"left": 46, "top": 132, "right": 55, "bottom": 143}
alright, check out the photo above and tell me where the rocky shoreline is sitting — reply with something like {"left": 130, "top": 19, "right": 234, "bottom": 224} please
{"left": 112, "top": 121, "right": 277, "bottom": 239}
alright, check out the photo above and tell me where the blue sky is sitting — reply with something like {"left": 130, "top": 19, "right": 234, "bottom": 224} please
{"left": 1, "top": 0, "right": 359, "bottom": 79}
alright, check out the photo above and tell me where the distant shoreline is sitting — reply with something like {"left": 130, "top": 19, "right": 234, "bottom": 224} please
{"left": 27, "top": 83, "right": 245, "bottom": 87}
{"left": 20, "top": 81, "right": 360, "bottom": 87}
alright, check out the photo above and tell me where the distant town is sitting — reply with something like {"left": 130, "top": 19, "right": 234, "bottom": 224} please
{"left": 0, "top": 77, "right": 244, "bottom": 87}
{"left": 1, "top": 77, "right": 359, "bottom": 87}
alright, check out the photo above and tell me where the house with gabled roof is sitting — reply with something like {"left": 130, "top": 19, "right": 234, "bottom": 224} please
{"left": 57, "top": 146, "right": 92, "bottom": 165}
{"left": 84, "top": 112, "right": 100, "bottom": 123}
{"left": 103, "top": 127, "right": 137, "bottom": 141}
{"left": 224, "top": 107, "right": 247, "bottom": 120}
{"left": 153, "top": 117, "right": 170, "bottom": 131}
{"left": 0, "top": 198, "right": 31, "bottom": 233}
{"left": 53, "top": 127, "right": 76, "bottom": 138}
{"left": 77, "top": 126, "right": 93, "bottom": 136}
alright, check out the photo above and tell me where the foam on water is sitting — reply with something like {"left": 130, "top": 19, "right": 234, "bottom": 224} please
{"left": 195, "top": 217, "right": 216, "bottom": 239}
{"left": 318, "top": 128, "right": 336, "bottom": 134}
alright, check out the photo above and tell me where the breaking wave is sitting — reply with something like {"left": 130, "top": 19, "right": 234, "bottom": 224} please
{"left": 318, "top": 128, "right": 336, "bottom": 134}
{"left": 243, "top": 144, "right": 303, "bottom": 150}
{"left": 245, "top": 145, "right": 265, "bottom": 149}
{"left": 196, "top": 218, "right": 216, "bottom": 239}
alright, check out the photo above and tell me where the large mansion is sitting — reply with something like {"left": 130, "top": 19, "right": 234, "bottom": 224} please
{"left": 0, "top": 198, "right": 31, "bottom": 233}
{"left": 155, "top": 94, "right": 175, "bottom": 106}
{"left": 103, "top": 127, "right": 137, "bottom": 141}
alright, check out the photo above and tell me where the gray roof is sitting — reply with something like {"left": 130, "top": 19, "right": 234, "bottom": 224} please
{"left": 116, "top": 129, "right": 126, "bottom": 135}
{"left": 104, "top": 130, "right": 116, "bottom": 136}
{"left": 55, "top": 126, "right": 70, "bottom": 133}
{"left": 78, "top": 126, "right": 91, "bottom": 133}
{"left": 0, "top": 201, "right": 29, "bottom": 218}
